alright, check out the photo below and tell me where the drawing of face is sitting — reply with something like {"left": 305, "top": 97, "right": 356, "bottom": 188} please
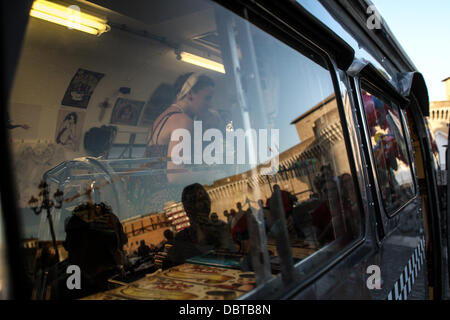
{"left": 119, "top": 105, "right": 133, "bottom": 121}
{"left": 64, "top": 113, "right": 77, "bottom": 126}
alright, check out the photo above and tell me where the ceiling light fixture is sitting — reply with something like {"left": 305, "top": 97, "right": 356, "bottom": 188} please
{"left": 30, "top": 0, "right": 110, "bottom": 36}
{"left": 178, "top": 51, "right": 225, "bottom": 74}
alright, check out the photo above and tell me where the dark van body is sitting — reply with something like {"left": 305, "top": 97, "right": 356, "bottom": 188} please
{"left": 0, "top": 0, "right": 447, "bottom": 300}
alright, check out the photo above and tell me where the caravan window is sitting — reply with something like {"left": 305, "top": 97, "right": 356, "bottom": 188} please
{"left": 360, "top": 87, "right": 415, "bottom": 214}
{"left": 9, "top": 0, "right": 362, "bottom": 299}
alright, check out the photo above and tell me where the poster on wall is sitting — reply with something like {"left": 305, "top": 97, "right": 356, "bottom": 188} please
{"left": 55, "top": 109, "right": 86, "bottom": 151}
{"left": 110, "top": 98, "right": 144, "bottom": 126}
{"left": 8, "top": 103, "right": 42, "bottom": 140}
{"left": 61, "top": 68, "right": 105, "bottom": 109}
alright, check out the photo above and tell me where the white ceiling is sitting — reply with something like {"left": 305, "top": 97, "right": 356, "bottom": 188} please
{"left": 24, "top": 0, "right": 223, "bottom": 70}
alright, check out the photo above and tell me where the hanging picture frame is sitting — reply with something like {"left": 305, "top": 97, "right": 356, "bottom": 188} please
{"left": 61, "top": 68, "right": 105, "bottom": 109}
{"left": 110, "top": 98, "right": 145, "bottom": 126}
{"left": 55, "top": 109, "right": 86, "bottom": 151}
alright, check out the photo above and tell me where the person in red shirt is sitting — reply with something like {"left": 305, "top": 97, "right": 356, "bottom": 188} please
{"left": 266, "top": 189, "right": 297, "bottom": 218}
{"left": 311, "top": 180, "right": 346, "bottom": 246}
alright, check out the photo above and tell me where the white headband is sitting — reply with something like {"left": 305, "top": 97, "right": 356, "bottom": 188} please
{"left": 176, "top": 73, "right": 200, "bottom": 101}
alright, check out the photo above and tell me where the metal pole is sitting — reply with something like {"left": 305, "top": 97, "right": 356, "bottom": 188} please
{"left": 271, "top": 184, "right": 296, "bottom": 284}
{"left": 245, "top": 199, "right": 272, "bottom": 285}
{"left": 44, "top": 182, "right": 60, "bottom": 262}
{"left": 46, "top": 207, "right": 60, "bottom": 262}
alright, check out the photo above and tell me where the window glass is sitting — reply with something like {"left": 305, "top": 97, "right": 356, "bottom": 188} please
{"left": 9, "top": 0, "right": 361, "bottom": 299}
{"left": 361, "top": 88, "right": 415, "bottom": 214}
{"left": 422, "top": 117, "right": 447, "bottom": 211}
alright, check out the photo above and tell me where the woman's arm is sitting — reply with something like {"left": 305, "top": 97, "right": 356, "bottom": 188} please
{"left": 165, "top": 114, "right": 213, "bottom": 185}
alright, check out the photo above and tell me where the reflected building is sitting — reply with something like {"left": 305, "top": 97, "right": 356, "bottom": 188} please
{"left": 428, "top": 77, "right": 450, "bottom": 173}
{"left": 164, "top": 201, "right": 190, "bottom": 232}
{"left": 22, "top": 238, "right": 39, "bottom": 249}
{"left": 204, "top": 94, "right": 347, "bottom": 221}
{"left": 121, "top": 212, "right": 171, "bottom": 255}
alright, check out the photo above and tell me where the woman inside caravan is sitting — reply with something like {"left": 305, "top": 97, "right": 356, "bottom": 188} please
{"left": 7, "top": 0, "right": 365, "bottom": 300}
{"left": 145, "top": 72, "right": 215, "bottom": 182}
{"left": 138, "top": 72, "right": 217, "bottom": 212}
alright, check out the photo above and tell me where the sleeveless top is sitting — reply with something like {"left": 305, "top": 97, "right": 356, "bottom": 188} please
{"left": 130, "top": 110, "right": 184, "bottom": 214}
{"left": 144, "top": 110, "right": 183, "bottom": 167}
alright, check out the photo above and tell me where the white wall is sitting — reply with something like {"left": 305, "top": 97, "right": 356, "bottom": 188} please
{"left": 9, "top": 17, "right": 226, "bottom": 150}
{"left": 8, "top": 16, "right": 227, "bottom": 212}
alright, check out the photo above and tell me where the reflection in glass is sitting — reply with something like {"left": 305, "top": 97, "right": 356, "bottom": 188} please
{"left": 9, "top": 0, "right": 362, "bottom": 299}
{"left": 361, "top": 89, "right": 415, "bottom": 213}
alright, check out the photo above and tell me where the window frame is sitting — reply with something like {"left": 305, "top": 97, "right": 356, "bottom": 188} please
{"left": 2, "top": 0, "right": 368, "bottom": 300}
{"left": 0, "top": 0, "right": 34, "bottom": 300}
{"left": 210, "top": 0, "right": 367, "bottom": 299}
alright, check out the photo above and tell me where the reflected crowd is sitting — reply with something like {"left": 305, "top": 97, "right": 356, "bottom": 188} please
{"left": 26, "top": 160, "right": 360, "bottom": 300}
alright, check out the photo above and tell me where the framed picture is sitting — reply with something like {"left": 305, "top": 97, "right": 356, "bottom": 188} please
{"left": 55, "top": 109, "right": 86, "bottom": 151}
{"left": 110, "top": 98, "right": 144, "bottom": 126}
{"left": 61, "top": 68, "right": 105, "bottom": 109}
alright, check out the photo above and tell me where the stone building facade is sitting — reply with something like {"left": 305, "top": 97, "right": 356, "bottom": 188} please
{"left": 205, "top": 94, "right": 348, "bottom": 221}
{"left": 121, "top": 212, "right": 171, "bottom": 255}
{"left": 428, "top": 77, "right": 450, "bottom": 171}
{"left": 145, "top": 94, "right": 347, "bottom": 225}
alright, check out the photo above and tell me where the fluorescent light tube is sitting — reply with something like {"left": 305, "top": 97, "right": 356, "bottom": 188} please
{"left": 180, "top": 51, "right": 225, "bottom": 74}
{"left": 30, "top": 0, "right": 110, "bottom": 36}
